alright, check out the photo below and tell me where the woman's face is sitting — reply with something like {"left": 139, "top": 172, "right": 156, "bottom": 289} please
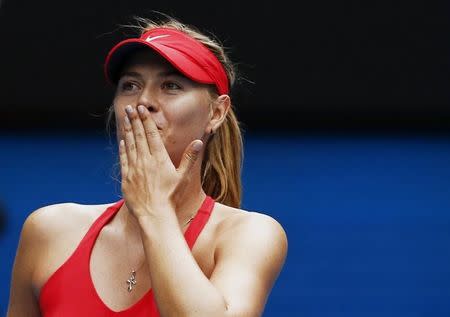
{"left": 113, "top": 49, "right": 216, "bottom": 168}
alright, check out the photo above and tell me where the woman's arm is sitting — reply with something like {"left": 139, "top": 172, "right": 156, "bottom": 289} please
{"left": 210, "top": 213, "right": 288, "bottom": 316}
{"left": 7, "top": 212, "right": 43, "bottom": 317}
{"left": 138, "top": 212, "right": 227, "bottom": 316}
{"left": 139, "top": 210, "right": 288, "bottom": 317}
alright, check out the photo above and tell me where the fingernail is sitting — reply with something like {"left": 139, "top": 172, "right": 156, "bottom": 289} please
{"left": 192, "top": 141, "right": 203, "bottom": 152}
{"left": 125, "top": 105, "right": 133, "bottom": 113}
{"left": 138, "top": 105, "right": 145, "bottom": 114}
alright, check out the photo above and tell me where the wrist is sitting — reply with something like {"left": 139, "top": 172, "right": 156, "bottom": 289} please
{"left": 136, "top": 207, "right": 178, "bottom": 232}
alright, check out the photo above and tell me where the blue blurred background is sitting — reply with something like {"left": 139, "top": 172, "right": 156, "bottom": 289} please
{"left": 1, "top": 0, "right": 450, "bottom": 315}
{"left": 1, "top": 133, "right": 449, "bottom": 316}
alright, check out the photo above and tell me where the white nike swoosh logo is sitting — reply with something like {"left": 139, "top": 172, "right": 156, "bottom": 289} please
{"left": 145, "top": 35, "right": 170, "bottom": 42}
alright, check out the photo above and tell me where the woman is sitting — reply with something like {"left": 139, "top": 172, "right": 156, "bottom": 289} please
{"left": 7, "top": 16, "right": 288, "bottom": 316}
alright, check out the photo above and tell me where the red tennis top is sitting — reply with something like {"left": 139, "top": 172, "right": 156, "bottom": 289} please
{"left": 39, "top": 196, "right": 215, "bottom": 316}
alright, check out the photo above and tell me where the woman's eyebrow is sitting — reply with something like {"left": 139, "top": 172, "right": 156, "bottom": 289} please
{"left": 158, "top": 70, "right": 184, "bottom": 78}
{"left": 120, "top": 71, "right": 144, "bottom": 80}
{"left": 120, "top": 70, "right": 185, "bottom": 80}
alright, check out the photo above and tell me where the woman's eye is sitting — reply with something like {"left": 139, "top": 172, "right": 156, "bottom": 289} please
{"left": 162, "top": 82, "right": 181, "bottom": 90}
{"left": 119, "top": 81, "right": 139, "bottom": 92}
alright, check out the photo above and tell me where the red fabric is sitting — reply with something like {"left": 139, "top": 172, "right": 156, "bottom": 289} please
{"left": 104, "top": 28, "right": 229, "bottom": 95}
{"left": 39, "top": 196, "right": 215, "bottom": 316}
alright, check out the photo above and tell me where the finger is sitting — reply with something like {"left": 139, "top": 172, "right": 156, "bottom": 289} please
{"left": 119, "top": 139, "right": 129, "bottom": 178}
{"left": 123, "top": 114, "right": 137, "bottom": 164}
{"left": 126, "top": 105, "right": 150, "bottom": 157}
{"left": 178, "top": 140, "right": 203, "bottom": 176}
{"left": 137, "top": 105, "right": 167, "bottom": 158}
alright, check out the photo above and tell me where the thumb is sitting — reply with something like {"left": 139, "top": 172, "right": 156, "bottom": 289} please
{"left": 178, "top": 140, "right": 203, "bottom": 176}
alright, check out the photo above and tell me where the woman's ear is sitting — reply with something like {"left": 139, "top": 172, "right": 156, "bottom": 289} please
{"left": 207, "top": 95, "right": 231, "bottom": 134}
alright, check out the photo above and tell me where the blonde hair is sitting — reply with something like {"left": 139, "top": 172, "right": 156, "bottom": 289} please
{"left": 109, "top": 15, "right": 244, "bottom": 208}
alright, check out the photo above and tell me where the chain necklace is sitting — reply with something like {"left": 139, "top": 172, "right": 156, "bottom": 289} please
{"left": 125, "top": 212, "right": 197, "bottom": 292}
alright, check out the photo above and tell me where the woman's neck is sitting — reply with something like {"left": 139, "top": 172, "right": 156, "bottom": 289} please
{"left": 117, "top": 174, "right": 206, "bottom": 235}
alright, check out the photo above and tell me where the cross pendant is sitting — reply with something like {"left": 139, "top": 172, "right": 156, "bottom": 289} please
{"left": 126, "top": 270, "right": 137, "bottom": 292}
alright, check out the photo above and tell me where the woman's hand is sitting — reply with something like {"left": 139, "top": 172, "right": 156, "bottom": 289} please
{"left": 118, "top": 104, "right": 203, "bottom": 221}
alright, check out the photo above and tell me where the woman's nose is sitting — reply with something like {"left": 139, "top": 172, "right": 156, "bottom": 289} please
{"left": 137, "top": 89, "right": 159, "bottom": 112}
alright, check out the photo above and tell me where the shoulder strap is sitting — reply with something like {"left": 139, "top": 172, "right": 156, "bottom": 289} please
{"left": 80, "top": 199, "right": 125, "bottom": 245}
{"left": 184, "top": 196, "right": 215, "bottom": 249}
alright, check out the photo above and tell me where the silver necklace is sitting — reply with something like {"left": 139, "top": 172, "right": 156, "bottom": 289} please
{"left": 125, "top": 213, "right": 197, "bottom": 292}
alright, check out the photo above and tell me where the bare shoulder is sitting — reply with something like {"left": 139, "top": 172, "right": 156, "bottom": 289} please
{"left": 19, "top": 201, "right": 115, "bottom": 292}
{"left": 23, "top": 201, "right": 113, "bottom": 241}
{"left": 7, "top": 201, "right": 115, "bottom": 313}
{"left": 214, "top": 203, "right": 288, "bottom": 254}
{"left": 208, "top": 204, "right": 288, "bottom": 315}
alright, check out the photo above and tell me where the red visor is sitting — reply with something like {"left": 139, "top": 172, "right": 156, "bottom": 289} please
{"left": 104, "top": 28, "right": 229, "bottom": 95}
